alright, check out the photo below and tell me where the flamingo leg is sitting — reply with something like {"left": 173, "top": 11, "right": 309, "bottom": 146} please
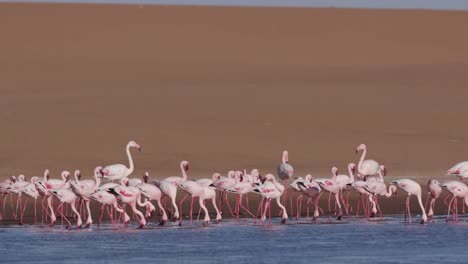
{"left": 178, "top": 194, "right": 188, "bottom": 226}
{"left": 239, "top": 195, "right": 255, "bottom": 218}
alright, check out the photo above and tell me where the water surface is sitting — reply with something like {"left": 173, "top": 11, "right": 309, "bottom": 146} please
{"left": 1, "top": 215, "right": 466, "bottom": 263}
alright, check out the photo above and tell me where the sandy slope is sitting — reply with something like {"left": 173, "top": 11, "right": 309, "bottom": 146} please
{"left": 1, "top": 4, "right": 468, "bottom": 182}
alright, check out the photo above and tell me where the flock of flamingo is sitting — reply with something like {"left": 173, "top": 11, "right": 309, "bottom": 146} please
{"left": 0, "top": 140, "right": 467, "bottom": 229}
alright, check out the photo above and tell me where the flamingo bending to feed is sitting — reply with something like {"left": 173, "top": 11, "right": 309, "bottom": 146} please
{"left": 356, "top": 144, "right": 382, "bottom": 179}
{"left": 157, "top": 160, "right": 189, "bottom": 221}
{"left": 50, "top": 188, "right": 82, "bottom": 229}
{"left": 447, "top": 161, "right": 468, "bottom": 181}
{"left": 363, "top": 181, "right": 397, "bottom": 218}
{"left": 226, "top": 173, "right": 257, "bottom": 220}
{"left": 426, "top": 179, "right": 442, "bottom": 221}
{"left": 70, "top": 167, "right": 103, "bottom": 227}
{"left": 178, "top": 180, "right": 211, "bottom": 226}
{"left": 209, "top": 170, "right": 237, "bottom": 217}
{"left": 314, "top": 176, "right": 344, "bottom": 220}
{"left": 101, "top": 140, "right": 141, "bottom": 181}
{"left": 108, "top": 178, "right": 154, "bottom": 228}
{"left": 392, "top": 179, "right": 427, "bottom": 224}
{"left": 35, "top": 170, "right": 71, "bottom": 226}
{"left": 195, "top": 178, "right": 222, "bottom": 224}
{"left": 253, "top": 174, "right": 287, "bottom": 225}
{"left": 277, "top": 151, "right": 294, "bottom": 215}
{"left": 91, "top": 190, "right": 130, "bottom": 227}
{"left": 440, "top": 180, "right": 468, "bottom": 223}
{"left": 135, "top": 172, "right": 168, "bottom": 225}
{"left": 290, "top": 175, "right": 322, "bottom": 220}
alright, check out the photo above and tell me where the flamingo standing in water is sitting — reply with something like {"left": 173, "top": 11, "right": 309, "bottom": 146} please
{"left": 210, "top": 170, "right": 237, "bottom": 217}
{"left": 0, "top": 177, "right": 15, "bottom": 221}
{"left": 426, "top": 179, "right": 442, "bottom": 221}
{"left": 91, "top": 190, "right": 130, "bottom": 227}
{"left": 440, "top": 180, "right": 468, "bottom": 223}
{"left": 35, "top": 170, "right": 70, "bottom": 226}
{"left": 392, "top": 179, "right": 427, "bottom": 224}
{"left": 50, "top": 187, "right": 82, "bottom": 229}
{"left": 226, "top": 173, "right": 256, "bottom": 220}
{"left": 363, "top": 180, "right": 397, "bottom": 218}
{"left": 253, "top": 174, "right": 287, "bottom": 225}
{"left": 277, "top": 151, "right": 293, "bottom": 216}
{"left": 101, "top": 140, "right": 141, "bottom": 181}
{"left": 356, "top": 144, "right": 382, "bottom": 179}
{"left": 178, "top": 180, "right": 211, "bottom": 226}
{"left": 314, "top": 176, "right": 343, "bottom": 220}
{"left": 195, "top": 176, "right": 222, "bottom": 224}
{"left": 332, "top": 164, "right": 357, "bottom": 214}
{"left": 9, "top": 175, "right": 29, "bottom": 220}
{"left": 135, "top": 172, "right": 168, "bottom": 225}
{"left": 8, "top": 176, "right": 41, "bottom": 224}
{"left": 290, "top": 175, "right": 322, "bottom": 220}
{"left": 157, "top": 160, "right": 189, "bottom": 221}
{"left": 108, "top": 178, "right": 154, "bottom": 228}
{"left": 70, "top": 167, "right": 103, "bottom": 227}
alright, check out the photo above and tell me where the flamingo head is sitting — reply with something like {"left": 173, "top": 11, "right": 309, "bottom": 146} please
{"left": 62, "top": 171, "right": 71, "bottom": 181}
{"left": 10, "top": 175, "right": 17, "bottom": 183}
{"left": 212, "top": 173, "right": 221, "bottom": 181}
{"left": 94, "top": 166, "right": 104, "bottom": 178}
{"left": 30, "top": 176, "right": 40, "bottom": 183}
{"left": 227, "top": 170, "right": 235, "bottom": 178}
{"left": 144, "top": 172, "right": 149, "bottom": 183}
{"left": 18, "top": 174, "right": 26, "bottom": 182}
{"left": 356, "top": 143, "right": 366, "bottom": 153}
{"left": 181, "top": 161, "right": 189, "bottom": 171}
{"left": 331, "top": 166, "right": 338, "bottom": 176}
{"left": 348, "top": 163, "right": 356, "bottom": 175}
{"left": 282, "top": 150, "right": 289, "bottom": 163}
{"left": 121, "top": 178, "right": 130, "bottom": 187}
{"left": 128, "top": 140, "right": 141, "bottom": 151}
{"left": 380, "top": 165, "right": 387, "bottom": 176}
{"left": 305, "top": 174, "right": 313, "bottom": 181}
{"left": 74, "top": 170, "right": 81, "bottom": 180}
{"left": 44, "top": 169, "right": 50, "bottom": 181}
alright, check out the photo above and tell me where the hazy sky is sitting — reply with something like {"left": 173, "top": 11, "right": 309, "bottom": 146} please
{"left": 2, "top": 0, "right": 468, "bottom": 10}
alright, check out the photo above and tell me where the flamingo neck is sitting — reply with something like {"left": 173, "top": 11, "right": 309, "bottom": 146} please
{"left": 75, "top": 174, "right": 80, "bottom": 183}
{"left": 348, "top": 168, "right": 355, "bottom": 183}
{"left": 126, "top": 144, "right": 134, "bottom": 176}
{"left": 180, "top": 164, "right": 187, "bottom": 181}
{"left": 384, "top": 185, "right": 395, "bottom": 197}
{"left": 377, "top": 170, "right": 384, "bottom": 182}
{"left": 358, "top": 148, "right": 366, "bottom": 172}
{"left": 94, "top": 174, "right": 101, "bottom": 190}
{"left": 282, "top": 152, "right": 288, "bottom": 164}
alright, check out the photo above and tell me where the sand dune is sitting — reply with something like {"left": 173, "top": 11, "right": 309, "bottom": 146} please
{"left": 1, "top": 4, "right": 468, "bottom": 181}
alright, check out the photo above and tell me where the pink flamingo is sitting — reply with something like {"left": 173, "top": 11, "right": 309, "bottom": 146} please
{"left": 447, "top": 161, "right": 468, "bottom": 181}
{"left": 226, "top": 173, "right": 257, "bottom": 220}
{"left": 195, "top": 178, "right": 222, "bottom": 224}
{"left": 356, "top": 144, "right": 382, "bottom": 179}
{"left": 108, "top": 178, "right": 154, "bottom": 228}
{"left": 347, "top": 178, "right": 372, "bottom": 217}
{"left": 8, "top": 176, "right": 41, "bottom": 224}
{"left": 50, "top": 187, "right": 82, "bottom": 229}
{"left": 253, "top": 174, "right": 287, "bottom": 225}
{"left": 135, "top": 172, "right": 168, "bottom": 225}
{"left": 70, "top": 167, "right": 103, "bottom": 227}
{"left": 290, "top": 175, "right": 322, "bottom": 220}
{"left": 101, "top": 140, "right": 141, "bottom": 181}
{"left": 35, "top": 170, "right": 70, "bottom": 226}
{"left": 91, "top": 190, "right": 130, "bottom": 227}
{"left": 157, "top": 160, "right": 189, "bottom": 221}
{"left": 209, "top": 170, "right": 237, "bottom": 217}
{"left": 178, "top": 180, "right": 211, "bottom": 226}
{"left": 277, "top": 151, "right": 294, "bottom": 215}
{"left": 363, "top": 181, "right": 397, "bottom": 218}
{"left": 440, "top": 180, "right": 468, "bottom": 223}
{"left": 426, "top": 179, "right": 442, "bottom": 221}
{"left": 314, "top": 176, "right": 343, "bottom": 220}
{"left": 392, "top": 179, "right": 427, "bottom": 224}
{"left": 0, "top": 177, "right": 15, "bottom": 221}
{"left": 332, "top": 164, "right": 357, "bottom": 214}
{"left": 9, "top": 175, "right": 29, "bottom": 220}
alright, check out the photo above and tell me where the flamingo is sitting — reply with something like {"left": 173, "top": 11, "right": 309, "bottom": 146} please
{"left": 356, "top": 144, "right": 381, "bottom": 178}
{"left": 447, "top": 161, "right": 468, "bottom": 180}
{"left": 363, "top": 181, "right": 397, "bottom": 218}
{"left": 35, "top": 170, "right": 71, "bottom": 226}
{"left": 209, "top": 170, "right": 237, "bottom": 217}
{"left": 156, "top": 160, "right": 189, "bottom": 221}
{"left": 70, "top": 167, "right": 103, "bottom": 227}
{"left": 194, "top": 177, "right": 222, "bottom": 224}
{"left": 392, "top": 179, "right": 427, "bottom": 224}
{"left": 440, "top": 180, "right": 468, "bottom": 222}
{"left": 135, "top": 172, "right": 168, "bottom": 225}
{"left": 277, "top": 150, "right": 293, "bottom": 214}
{"left": 101, "top": 140, "right": 141, "bottom": 181}
{"left": 253, "top": 174, "right": 287, "bottom": 225}
{"left": 314, "top": 176, "right": 343, "bottom": 220}
{"left": 178, "top": 180, "right": 211, "bottom": 226}
{"left": 108, "top": 178, "right": 154, "bottom": 228}
{"left": 347, "top": 177, "right": 372, "bottom": 217}
{"left": 290, "top": 175, "right": 322, "bottom": 220}
{"left": 91, "top": 190, "right": 130, "bottom": 227}
{"left": 226, "top": 173, "right": 257, "bottom": 220}
{"left": 9, "top": 175, "right": 29, "bottom": 220}
{"left": 426, "top": 179, "right": 442, "bottom": 221}
{"left": 50, "top": 188, "right": 82, "bottom": 229}
{"left": 332, "top": 163, "right": 357, "bottom": 214}
{"left": 8, "top": 176, "right": 41, "bottom": 224}
{"left": 0, "top": 177, "right": 15, "bottom": 221}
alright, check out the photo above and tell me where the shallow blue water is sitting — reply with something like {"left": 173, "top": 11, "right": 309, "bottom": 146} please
{"left": 1, "top": 215, "right": 467, "bottom": 264}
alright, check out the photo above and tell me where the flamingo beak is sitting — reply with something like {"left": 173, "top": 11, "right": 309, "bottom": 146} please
{"left": 138, "top": 146, "right": 142, "bottom": 152}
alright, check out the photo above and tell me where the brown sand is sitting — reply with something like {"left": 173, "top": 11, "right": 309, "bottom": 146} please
{"left": 1, "top": 3, "right": 468, "bottom": 184}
